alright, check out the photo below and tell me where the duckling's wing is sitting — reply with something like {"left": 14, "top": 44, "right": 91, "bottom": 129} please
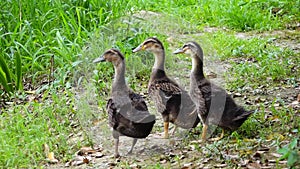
{"left": 196, "top": 79, "right": 228, "bottom": 125}
{"left": 106, "top": 98, "right": 120, "bottom": 129}
{"left": 129, "top": 92, "right": 148, "bottom": 111}
{"left": 151, "top": 80, "right": 182, "bottom": 95}
{"left": 148, "top": 80, "right": 182, "bottom": 112}
{"left": 128, "top": 91, "right": 154, "bottom": 123}
{"left": 150, "top": 90, "right": 167, "bottom": 112}
{"left": 106, "top": 95, "right": 132, "bottom": 128}
{"left": 107, "top": 96, "right": 155, "bottom": 138}
{"left": 199, "top": 81, "right": 226, "bottom": 109}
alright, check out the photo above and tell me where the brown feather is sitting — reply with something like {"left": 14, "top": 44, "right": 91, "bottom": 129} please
{"left": 148, "top": 69, "right": 200, "bottom": 129}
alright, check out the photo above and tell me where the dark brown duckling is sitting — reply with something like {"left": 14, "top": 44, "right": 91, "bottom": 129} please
{"left": 132, "top": 37, "right": 200, "bottom": 139}
{"left": 93, "top": 49, "right": 155, "bottom": 157}
{"left": 173, "top": 41, "right": 253, "bottom": 141}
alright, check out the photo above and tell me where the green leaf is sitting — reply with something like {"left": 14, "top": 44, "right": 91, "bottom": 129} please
{"left": 278, "top": 147, "right": 290, "bottom": 160}
{"left": 277, "top": 146, "right": 289, "bottom": 155}
{"left": 0, "top": 69, "right": 11, "bottom": 92}
{"left": 287, "top": 151, "right": 299, "bottom": 167}
{"left": 289, "top": 138, "right": 298, "bottom": 149}
{"left": 0, "top": 56, "right": 13, "bottom": 92}
{"left": 72, "top": 60, "right": 83, "bottom": 67}
{"left": 15, "top": 54, "right": 23, "bottom": 91}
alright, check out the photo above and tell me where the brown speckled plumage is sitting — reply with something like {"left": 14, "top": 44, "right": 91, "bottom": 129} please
{"left": 174, "top": 41, "right": 253, "bottom": 141}
{"left": 94, "top": 49, "right": 155, "bottom": 157}
{"left": 133, "top": 37, "right": 200, "bottom": 138}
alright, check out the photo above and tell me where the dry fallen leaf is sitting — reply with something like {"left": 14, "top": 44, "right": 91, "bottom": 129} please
{"left": 129, "top": 163, "right": 141, "bottom": 169}
{"left": 90, "top": 152, "right": 104, "bottom": 158}
{"left": 43, "top": 144, "right": 50, "bottom": 156}
{"left": 66, "top": 156, "right": 92, "bottom": 166}
{"left": 182, "top": 162, "right": 194, "bottom": 169}
{"left": 215, "top": 163, "right": 227, "bottom": 168}
{"left": 43, "top": 143, "right": 58, "bottom": 164}
{"left": 266, "top": 133, "right": 284, "bottom": 141}
{"left": 253, "top": 152, "right": 262, "bottom": 159}
{"left": 288, "top": 93, "right": 300, "bottom": 109}
{"left": 47, "top": 152, "right": 59, "bottom": 164}
{"left": 260, "top": 166, "right": 273, "bottom": 169}
{"left": 243, "top": 138, "right": 256, "bottom": 142}
{"left": 83, "top": 157, "right": 90, "bottom": 164}
{"left": 77, "top": 146, "right": 96, "bottom": 156}
{"left": 233, "top": 92, "right": 242, "bottom": 97}
{"left": 160, "top": 159, "right": 167, "bottom": 164}
{"left": 247, "top": 161, "right": 261, "bottom": 169}
{"left": 258, "top": 146, "right": 270, "bottom": 152}
{"left": 270, "top": 153, "right": 282, "bottom": 158}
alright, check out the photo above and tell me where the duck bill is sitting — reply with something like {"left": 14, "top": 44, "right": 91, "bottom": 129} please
{"left": 132, "top": 45, "right": 143, "bottom": 53}
{"left": 93, "top": 56, "right": 106, "bottom": 63}
{"left": 173, "top": 48, "right": 184, "bottom": 54}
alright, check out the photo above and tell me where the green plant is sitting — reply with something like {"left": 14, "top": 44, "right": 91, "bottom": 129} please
{"left": 0, "top": 89, "right": 82, "bottom": 167}
{"left": 0, "top": 53, "right": 22, "bottom": 94}
{"left": 0, "top": 56, "right": 13, "bottom": 93}
{"left": 277, "top": 138, "right": 299, "bottom": 168}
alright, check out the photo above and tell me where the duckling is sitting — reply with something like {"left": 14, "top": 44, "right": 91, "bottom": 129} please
{"left": 173, "top": 41, "right": 253, "bottom": 141}
{"left": 132, "top": 37, "right": 200, "bottom": 139}
{"left": 93, "top": 49, "right": 156, "bottom": 157}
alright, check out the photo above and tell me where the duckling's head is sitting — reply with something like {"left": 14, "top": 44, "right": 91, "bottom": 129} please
{"left": 132, "top": 37, "right": 164, "bottom": 54}
{"left": 93, "top": 48, "right": 124, "bottom": 66}
{"left": 173, "top": 41, "right": 203, "bottom": 60}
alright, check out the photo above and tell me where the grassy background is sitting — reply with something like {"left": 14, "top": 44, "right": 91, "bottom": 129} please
{"left": 0, "top": 0, "right": 299, "bottom": 168}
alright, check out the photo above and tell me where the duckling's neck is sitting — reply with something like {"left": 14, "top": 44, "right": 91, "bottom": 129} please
{"left": 112, "top": 61, "right": 127, "bottom": 92}
{"left": 152, "top": 51, "right": 165, "bottom": 71}
{"left": 191, "top": 54, "right": 205, "bottom": 78}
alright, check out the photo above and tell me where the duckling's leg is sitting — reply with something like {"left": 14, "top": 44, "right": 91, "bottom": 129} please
{"left": 113, "top": 130, "right": 120, "bottom": 158}
{"left": 128, "top": 138, "right": 138, "bottom": 155}
{"left": 209, "top": 129, "right": 224, "bottom": 141}
{"left": 114, "top": 138, "right": 120, "bottom": 158}
{"left": 171, "top": 125, "right": 178, "bottom": 136}
{"left": 164, "top": 122, "right": 169, "bottom": 139}
{"left": 201, "top": 124, "right": 208, "bottom": 141}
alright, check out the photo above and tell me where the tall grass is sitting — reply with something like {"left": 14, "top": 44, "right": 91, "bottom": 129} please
{"left": 0, "top": 0, "right": 135, "bottom": 93}
{"left": 1, "top": 0, "right": 299, "bottom": 93}
{"left": 142, "top": 0, "right": 300, "bottom": 31}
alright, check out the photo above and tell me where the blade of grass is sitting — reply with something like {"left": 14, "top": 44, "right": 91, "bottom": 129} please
{"left": 0, "top": 55, "right": 13, "bottom": 92}
{"left": 15, "top": 51, "right": 22, "bottom": 91}
{"left": 0, "top": 69, "right": 10, "bottom": 92}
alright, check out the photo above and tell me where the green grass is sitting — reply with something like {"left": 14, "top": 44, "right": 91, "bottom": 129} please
{"left": 200, "top": 31, "right": 300, "bottom": 90}
{"left": 0, "top": 0, "right": 299, "bottom": 168}
{"left": 146, "top": 0, "right": 300, "bottom": 31}
{"left": 0, "top": 90, "right": 80, "bottom": 167}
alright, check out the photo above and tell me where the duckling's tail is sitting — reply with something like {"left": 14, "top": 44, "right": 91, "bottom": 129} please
{"left": 233, "top": 109, "right": 253, "bottom": 121}
{"left": 230, "top": 108, "right": 254, "bottom": 130}
{"left": 119, "top": 115, "right": 156, "bottom": 138}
